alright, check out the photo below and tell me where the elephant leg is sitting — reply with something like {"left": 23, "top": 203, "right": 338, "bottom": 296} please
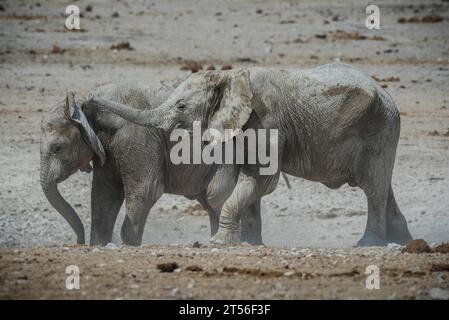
{"left": 358, "top": 188, "right": 389, "bottom": 247}
{"left": 197, "top": 197, "right": 220, "bottom": 237}
{"left": 208, "top": 208, "right": 220, "bottom": 237}
{"left": 211, "top": 170, "right": 258, "bottom": 244}
{"left": 386, "top": 186, "right": 413, "bottom": 245}
{"left": 90, "top": 169, "right": 124, "bottom": 246}
{"left": 121, "top": 180, "right": 163, "bottom": 246}
{"left": 240, "top": 197, "right": 263, "bottom": 245}
{"left": 202, "top": 165, "right": 239, "bottom": 238}
{"left": 357, "top": 153, "right": 394, "bottom": 247}
{"left": 239, "top": 171, "right": 278, "bottom": 245}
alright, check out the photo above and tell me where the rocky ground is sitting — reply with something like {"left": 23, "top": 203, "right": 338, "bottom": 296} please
{"left": 0, "top": 0, "right": 448, "bottom": 299}
{"left": 1, "top": 243, "right": 449, "bottom": 299}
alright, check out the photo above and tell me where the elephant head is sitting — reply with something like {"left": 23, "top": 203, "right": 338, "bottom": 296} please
{"left": 40, "top": 92, "right": 106, "bottom": 244}
{"left": 91, "top": 69, "right": 253, "bottom": 142}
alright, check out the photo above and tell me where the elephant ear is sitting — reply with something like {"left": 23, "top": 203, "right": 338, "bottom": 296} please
{"left": 65, "top": 92, "right": 106, "bottom": 166}
{"left": 207, "top": 69, "right": 253, "bottom": 143}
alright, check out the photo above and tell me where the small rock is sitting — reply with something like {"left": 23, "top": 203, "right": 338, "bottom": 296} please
{"left": 111, "top": 12, "right": 119, "bottom": 18}
{"left": 106, "top": 242, "right": 117, "bottom": 249}
{"left": 432, "top": 242, "right": 449, "bottom": 254}
{"left": 283, "top": 271, "right": 295, "bottom": 277}
{"left": 429, "top": 288, "right": 449, "bottom": 300}
{"left": 85, "top": 4, "right": 93, "bottom": 12}
{"left": 110, "top": 41, "right": 133, "bottom": 50}
{"left": 211, "top": 248, "right": 220, "bottom": 253}
{"left": 157, "top": 262, "right": 179, "bottom": 273}
{"left": 187, "top": 280, "right": 195, "bottom": 289}
{"left": 192, "top": 241, "right": 201, "bottom": 248}
{"left": 430, "top": 263, "right": 449, "bottom": 272}
{"left": 170, "top": 287, "right": 180, "bottom": 296}
{"left": 265, "top": 46, "right": 273, "bottom": 55}
{"left": 180, "top": 61, "right": 202, "bottom": 73}
{"left": 51, "top": 44, "right": 63, "bottom": 54}
{"left": 221, "top": 64, "right": 232, "bottom": 70}
{"left": 402, "top": 239, "right": 431, "bottom": 254}
{"left": 186, "top": 265, "right": 203, "bottom": 272}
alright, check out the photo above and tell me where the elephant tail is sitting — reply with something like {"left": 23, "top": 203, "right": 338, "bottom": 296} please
{"left": 282, "top": 173, "right": 291, "bottom": 189}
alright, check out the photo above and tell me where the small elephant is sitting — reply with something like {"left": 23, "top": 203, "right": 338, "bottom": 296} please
{"left": 40, "top": 82, "right": 263, "bottom": 246}
{"left": 91, "top": 63, "right": 413, "bottom": 246}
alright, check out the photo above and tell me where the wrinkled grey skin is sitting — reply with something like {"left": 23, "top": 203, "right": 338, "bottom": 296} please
{"left": 91, "top": 63, "right": 413, "bottom": 246}
{"left": 40, "top": 82, "right": 263, "bottom": 246}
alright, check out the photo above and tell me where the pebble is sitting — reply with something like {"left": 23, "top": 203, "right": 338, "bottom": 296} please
{"left": 187, "top": 280, "right": 195, "bottom": 289}
{"left": 170, "top": 287, "right": 180, "bottom": 296}
{"left": 429, "top": 288, "right": 449, "bottom": 300}
{"left": 387, "top": 243, "right": 402, "bottom": 250}
{"left": 106, "top": 243, "right": 118, "bottom": 249}
{"left": 211, "top": 248, "right": 220, "bottom": 253}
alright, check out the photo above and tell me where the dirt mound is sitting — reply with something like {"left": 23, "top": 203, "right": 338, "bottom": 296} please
{"left": 402, "top": 239, "right": 431, "bottom": 254}
{"left": 432, "top": 243, "right": 449, "bottom": 254}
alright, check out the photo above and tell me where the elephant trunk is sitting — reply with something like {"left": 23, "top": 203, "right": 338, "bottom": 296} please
{"left": 91, "top": 98, "right": 165, "bottom": 129}
{"left": 40, "top": 170, "right": 85, "bottom": 244}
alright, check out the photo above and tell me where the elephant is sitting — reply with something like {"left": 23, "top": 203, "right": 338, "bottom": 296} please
{"left": 90, "top": 63, "right": 414, "bottom": 247}
{"left": 40, "top": 81, "right": 264, "bottom": 246}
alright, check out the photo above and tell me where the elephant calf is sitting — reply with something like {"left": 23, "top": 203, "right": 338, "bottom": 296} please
{"left": 40, "top": 82, "right": 262, "bottom": 246}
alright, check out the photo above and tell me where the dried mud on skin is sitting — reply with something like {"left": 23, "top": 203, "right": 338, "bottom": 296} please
{"left": 0, "top": 245, "right": 448, "bottom": 299}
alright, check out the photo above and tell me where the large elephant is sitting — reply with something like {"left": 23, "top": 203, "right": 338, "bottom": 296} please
{"left": 40, "top": 81, "right": 263, "bottom": 246}
{"left": 90, "top": 63, "right": 414, "bottom": 246}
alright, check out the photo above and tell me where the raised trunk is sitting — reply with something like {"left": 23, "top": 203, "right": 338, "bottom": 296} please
{"left": 41, "top": 180, "right": 85, "bottom": 244}
{"left": 92, "top": 98, "right": 161, "bottom": 128}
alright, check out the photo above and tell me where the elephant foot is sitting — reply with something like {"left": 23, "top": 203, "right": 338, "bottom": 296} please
{"left": 387, "top": 219, "right": 413, "bottom": 245}
{"left": 90, "top": 235, "right": 112, "bottom": 246}
{"left": 387, "top": 231, "right": 413, "bottom": 246}
{"left": 210, "top": 229, "right": 240, "bottom": 244}
{"left": 77, "top": 235, "right": 86, "bottom": 245}
{"left": 356, "top": 230, "right": 389, "bottom": 247}
{"left": 241, "top": 233, "right": 264, "bottom": 246}
{"left": 120, "top": 231, "right": 142, "bottom": 246}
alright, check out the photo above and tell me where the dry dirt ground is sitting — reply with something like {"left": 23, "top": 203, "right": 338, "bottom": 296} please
{"left": 0, "top": 0, "right": 448, "bottom": 299}
{"left": 1, "top": 245, "right": 449, "bottom": 299}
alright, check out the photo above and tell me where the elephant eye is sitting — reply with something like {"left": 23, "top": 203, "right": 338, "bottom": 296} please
{"left": 51, "top": 143, "right": 63, "bottom": 154}
{"left": 176, "top": 103, "right": 187, "bottom": 112}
